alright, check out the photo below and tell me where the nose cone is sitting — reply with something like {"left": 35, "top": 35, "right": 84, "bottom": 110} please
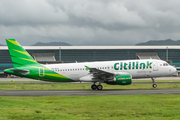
{"left": 171, "top": 66, "right": 177, "bottom": 75}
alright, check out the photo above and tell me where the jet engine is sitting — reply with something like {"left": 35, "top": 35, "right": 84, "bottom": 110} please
{"left": 106, "top": 74, "right": 132, "bottom": 85}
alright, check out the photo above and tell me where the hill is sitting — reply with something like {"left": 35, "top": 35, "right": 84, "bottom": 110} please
{"left": 136, "top": 39, "right": 180, "bottom": 46}
{"left": 31, "top": 42, "right": 71, "bottom": 46}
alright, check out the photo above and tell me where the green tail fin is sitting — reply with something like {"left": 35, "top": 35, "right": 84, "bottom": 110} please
{"left": 6, "top": 39, "right": 39, "bottom": 67}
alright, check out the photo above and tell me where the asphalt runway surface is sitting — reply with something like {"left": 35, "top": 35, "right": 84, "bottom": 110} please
{"left": 0, "top": 89, "right": 180, "bottom": 96}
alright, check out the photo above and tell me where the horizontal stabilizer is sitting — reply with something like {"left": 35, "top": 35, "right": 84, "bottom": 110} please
{"left": 8, "top": 68, "right": 29, "bottom": 75}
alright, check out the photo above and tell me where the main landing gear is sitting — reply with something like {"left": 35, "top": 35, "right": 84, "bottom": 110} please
{"left": 91, "top": 82, "right": 103, "bottom": 90}
{"left": 151, "top": 77, "right": 157, "bottom": 88}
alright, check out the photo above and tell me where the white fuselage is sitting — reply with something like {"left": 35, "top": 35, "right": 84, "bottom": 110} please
{"left": 44, "top": 59, "right": 177, "bottom": 82}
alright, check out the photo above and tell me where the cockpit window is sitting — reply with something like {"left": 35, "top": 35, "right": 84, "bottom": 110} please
{"left": 163, "top": 63, "right": 169, "bottom": 66}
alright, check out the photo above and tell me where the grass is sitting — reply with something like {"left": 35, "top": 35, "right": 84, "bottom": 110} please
{"left": 0, "top": 80, "right": 180, "bottom": 119}
{"left": 0, "top": 81, "right": 45, "bottom": 83}
{"left": 0, "top": 95, "right": 180, "bottom": 120}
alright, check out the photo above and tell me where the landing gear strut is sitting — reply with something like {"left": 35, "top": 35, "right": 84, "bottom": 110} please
{"left": 151, "top": 77, "right": 157, "bottom": 88}
{"left": 91, "top": 82, "right": 103, "bottom": 90}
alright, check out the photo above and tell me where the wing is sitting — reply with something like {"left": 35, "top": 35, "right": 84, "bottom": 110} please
{"left": 85, "top": 66, "right": 114, "bottom": 82}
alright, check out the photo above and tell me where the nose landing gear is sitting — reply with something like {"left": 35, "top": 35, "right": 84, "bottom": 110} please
{"left": 151, "top": 77, "right": 157, "bottom": 88}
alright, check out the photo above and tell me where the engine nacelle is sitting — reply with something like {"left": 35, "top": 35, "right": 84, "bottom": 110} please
{"left": 107, "top": 74, "right": 132, "bottom": 85}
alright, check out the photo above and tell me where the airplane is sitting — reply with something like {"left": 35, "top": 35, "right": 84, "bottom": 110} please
{"left": 4, "top": 39, "right": 177, "bottom": 90}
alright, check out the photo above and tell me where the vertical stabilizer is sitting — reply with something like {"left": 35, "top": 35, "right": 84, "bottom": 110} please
{"left": 6, "top": 39, "right": 39, "bottom": 67}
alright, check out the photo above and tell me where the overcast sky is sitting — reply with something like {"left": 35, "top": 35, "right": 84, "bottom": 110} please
{"left": 0, "top": 0, "right": 180, "bottom": 45}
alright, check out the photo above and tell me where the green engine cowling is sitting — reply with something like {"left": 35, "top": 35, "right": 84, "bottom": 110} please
{"left": 107, "top": 74, "right": 132, "bottom": 85}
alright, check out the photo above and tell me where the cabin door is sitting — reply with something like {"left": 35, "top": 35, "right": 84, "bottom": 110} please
{"left": 153, "top": 61, "right": 158, "bottom": 71}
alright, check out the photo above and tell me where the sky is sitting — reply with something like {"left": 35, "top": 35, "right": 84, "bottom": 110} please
{"left": 0, "top": 0, "right": 180, "bottom": 46}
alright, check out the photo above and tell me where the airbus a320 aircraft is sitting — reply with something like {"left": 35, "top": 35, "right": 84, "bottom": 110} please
{"left": 4, "top": 39, "right": 177, "bottom": 90}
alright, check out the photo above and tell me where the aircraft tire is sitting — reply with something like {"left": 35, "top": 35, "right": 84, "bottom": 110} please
{"left": 97, "top": 85, "right": 103, "bottom": 90}
{"left": 91, "top": 84, "right": 97, "bottom": 90}
{"left": 152, "top": 84, "right": 157, "bottom": 88}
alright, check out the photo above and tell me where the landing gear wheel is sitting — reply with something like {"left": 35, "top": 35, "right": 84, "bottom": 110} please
{"left": 91, "top": 84, "right": 97, "bottom": 90}
{"left": 97, "top": 85, "right": 103, "bottom": 90}
{"left": 152, "top": 84, "right": 157, "bottom": 88}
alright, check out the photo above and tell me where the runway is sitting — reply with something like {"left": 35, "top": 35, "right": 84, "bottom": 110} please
{"left": 0, "top": 89, "right": 180, "bottom": 96}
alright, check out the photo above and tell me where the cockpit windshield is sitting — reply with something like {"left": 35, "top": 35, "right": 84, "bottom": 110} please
{"left": 163, "top": 63, "right": 169, "bottom": 66}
